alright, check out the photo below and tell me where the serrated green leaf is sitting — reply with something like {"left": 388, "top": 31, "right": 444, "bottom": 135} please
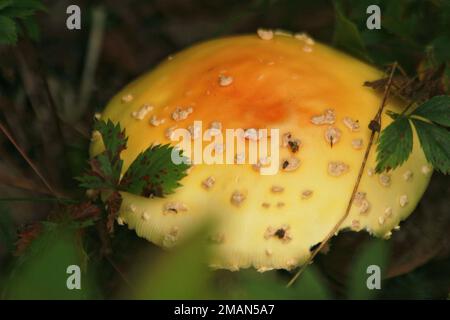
{"left": 332, "top": 1, "right": 370, "bottom": 61}
{"left": 411, "top": 118, "right": 450, "bottom": 174}
{"left": 412, "top": 95, "right": 450, "bottom": 127}
{"left": 76, "top": 153, "right": 122, "bottom": 190}
{"left": 119, "top": 144, "right": 190, "bottom": 197}
{"left": 76, "top": 174, "right": 110, "bottom": 190}
{"left": 79, "top": 121, "right": 188, "bottom": 201}
{"left": 0, "top": 15, "right": 17, "bottom": 45}
{"left": 75, "top": 152, "right": 123, "bottom": 189}
{"left": 376, "top": 116, "right": 413, "bottom": 172}
{"left": 77, "top": 120, "right": 126, "bottom": 190}
{"left": 95, "top": 153, "right": 121, "bottom": 183}
{"left": 94, "top": 119, "right": 127, "bottom": 164}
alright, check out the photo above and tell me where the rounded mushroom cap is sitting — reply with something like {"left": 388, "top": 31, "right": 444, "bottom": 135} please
{"left": 91, "top": 32, "right": 432, "bottom": 271}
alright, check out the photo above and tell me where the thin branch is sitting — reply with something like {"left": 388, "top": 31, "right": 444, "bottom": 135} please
{"left": 375, "top": 63, "right": 398, "bottom": 120}
{"left": 0, "top": 122, "right": 59, "bottom": 198}
{"left": 287, "top": 62, "right": 398, "bottom": 287}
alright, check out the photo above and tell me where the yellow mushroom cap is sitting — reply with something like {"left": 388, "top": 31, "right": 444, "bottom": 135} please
{"left": 90, "top": 32, "right": 432, "bottom": 272}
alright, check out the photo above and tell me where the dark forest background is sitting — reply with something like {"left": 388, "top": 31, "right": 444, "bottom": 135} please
{"left": 0, "top": 0, "right": 449, "bottom": 299}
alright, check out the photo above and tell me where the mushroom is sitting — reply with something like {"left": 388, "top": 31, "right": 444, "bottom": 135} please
{"left": 91, "top": 31, "right": 432, "bottom": 271}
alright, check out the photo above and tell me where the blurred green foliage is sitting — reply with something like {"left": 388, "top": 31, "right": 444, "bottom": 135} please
{"left": 334, "top": 0, "right": 450, "bottom": 74}
{"left": 231, "top": 268, "right": 331, "bottom": 300}
{"left": 347, "top": 239, "right": 389, "bottom": 299}
{"left": 127, "top": 224, "right": 214, "bottom": 299}
{"left": 1, "top": 222, "right": 99, "bottom": 299}
{"left": 123, "top": 222, "right": 390, "bottom": 300}
{"left": 0, "top": 0, "right": 44, "bottom": 44}
{"left": 333, "top": 1, "right": 371, "bottom": 61}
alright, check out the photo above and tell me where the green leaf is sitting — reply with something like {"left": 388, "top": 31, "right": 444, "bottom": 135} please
{"left": 412, "top": 95, "right": 450, "bottom": 127}
{"left": 348, "top": 239, "right": 389, "bottom": 300}
{"left": 76, "top": 172, "right": 111, "bottom": 190}
{"left": 376, "top": 115, "right": 413, "bottom": 173}
{"left": 0, "top": 0, "right": 13, "bottom": 11}
{"left": 119, "top": 144, "right": 190, "bottom": 197}
{"left": 0, "top": 15, "right": 17, "bottom": 45}
{"left": 79, "top": 121, "right": 189, "bottom": 209}
{"left": 332, "top": 1, "right": 370, "bottom": 61}
{"left": 0, "top": 0, "right": 45, "bottom": 18}
{"left": 0, "top": 0, "right": 44, "bottom": 44}
{"left": 95, "top": 153, "right": 121, "bottom": 183}
{"left": 411, "top": 118, "right": 450, "bottom": 174}
{"left": 94, "top": 119, "right": 127, "bottom": 163}
{"left": 382, "top": 0, "right": 419, "bottom": 45}
{"left": 76, "top": 152, "right": 122, "bottom": 190}
{"left": 21, "top": 15, "right": 40, "bottom": 41}
{"left": 76, "top": 120, "right": 126, "bottom": 190}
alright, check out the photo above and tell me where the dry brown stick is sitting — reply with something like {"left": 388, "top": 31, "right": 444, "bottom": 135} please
{"left": 0, "top": 122, "right": 59, "bottom": 198}
{"left": 287, "top": 62, "right": 398, "bottom": 288}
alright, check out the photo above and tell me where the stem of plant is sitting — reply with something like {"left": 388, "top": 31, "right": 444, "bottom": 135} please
{"left": 286, "top": 62, "right": 398, "bottom": 288}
